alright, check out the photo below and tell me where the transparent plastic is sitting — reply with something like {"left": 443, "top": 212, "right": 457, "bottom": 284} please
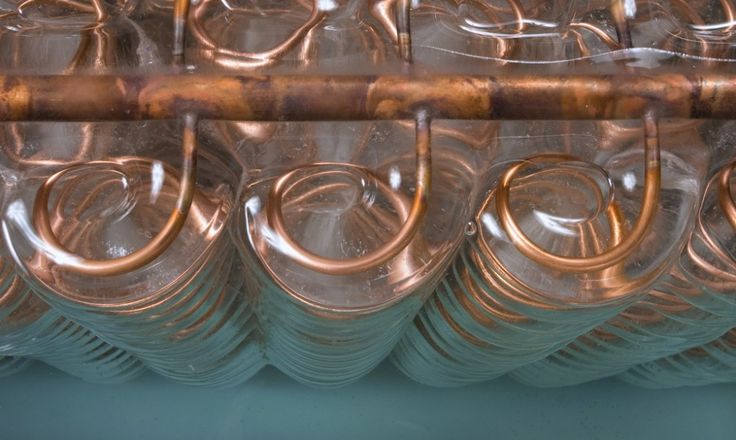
{"left": 392, "top": 119, "right": 709, "bottom": 386}
{"left": 2, "top": 120, "right": 265, "bottom": 386}
{"left": 620, "top": 328, "right": 736, "bottom": 387}
{"left": 234, "top": 120, "right": 486, "bottom": 387}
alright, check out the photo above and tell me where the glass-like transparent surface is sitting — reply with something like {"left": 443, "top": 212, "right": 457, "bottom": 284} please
{"left": 1, "top": 120, "right": 264, "bottom": 386}
{"left": 620, "top": 328, "right": 736, "bottom": 388}
{"left": 234, "top": 120, "right": 486, "bottom": 386}
{"left": 393, "top": 119, "right": 708, "bottom": 386}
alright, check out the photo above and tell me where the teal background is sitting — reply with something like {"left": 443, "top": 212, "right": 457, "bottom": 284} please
{"left": 1, "top": 362, "right": 734, "bottom": 439}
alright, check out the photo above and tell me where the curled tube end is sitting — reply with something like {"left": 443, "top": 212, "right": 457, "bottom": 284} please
{"left": 31, "top": 114, "right": 199, "bottom": 277}
{"left": 265, "top": 112, "right": 431, "bottom": 275}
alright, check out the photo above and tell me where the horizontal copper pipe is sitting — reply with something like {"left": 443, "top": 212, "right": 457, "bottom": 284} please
{"left": 1, "top": 74, "right": 735, "bottom": 122}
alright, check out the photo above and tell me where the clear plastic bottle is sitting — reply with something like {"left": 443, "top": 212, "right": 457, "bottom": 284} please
{"left": 0, "top": 0, "right": 164, "bottom": 73}
{"left": 2, "top": 119, "right": 265, "bottom": 386}
{"left": 392, "top": 119, "right": 708, "bottom": 386}
{"left": 1, "top": 150, "right": 146, "bottom": 384}
{"left": 184, "top": 0, "right": 401, "bottom": 73}
{"left": 235, "top": 119, "right": 485, "bottom": 387}
{"left": 511, "top": 130, "right": 732, "bottom": 387}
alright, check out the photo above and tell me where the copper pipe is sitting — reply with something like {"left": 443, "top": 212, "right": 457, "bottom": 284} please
{"left": 722, "top": 0, "right": 736, "bottom": 33}
{"left": 718, "top": 160, "right": 736, "bottom": 231}
{"left": 396, "top": 0, "right": 412, "bottom": 63}
{"left": 2, "top": 74, "right": 736, "bottom": 122}
{"left": 568, "top": 22, "right": 622, "bottom": 50}
{"left": 610, "top": 0, "right": 633, "bottom": 49}
{"left": 495, "top": 113, "right": 660, "bottom": 272}
{"left": 372, "top": 0, "right": 399, "bottom": 43}
{"left": 172, "top": 0, "right": 190, "bottom": 59}
{"left": 264, "top": 110, "right": 430, "bottom": 275}
{"left": 30, "top": 114, "right": 199, "bottom": 276}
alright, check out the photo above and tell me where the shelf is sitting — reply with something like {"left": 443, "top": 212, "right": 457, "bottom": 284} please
{"left": 1, "top": 362, "right": 734, "bottom": 439}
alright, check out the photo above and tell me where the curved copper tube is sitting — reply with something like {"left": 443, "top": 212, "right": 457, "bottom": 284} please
{"left": 610, "top": 0, "right": 633, "bottom": 49}
{"left": 31, "top": 114, "right": 198, "bottom": 277}
{"left": 187, "top": 0, "right": 326, "bottom": 68}
{"left": 265, "top": 111, "right": 431, "bottom": 276}
{"left": 682, "top": 162, "right": 736, "bottom": 292}
{"left": 718, "top": 160, "right": 736, "bottom": 231}
{"left": 13, "top": 0, "right": 109, "bottom": 21}
{"left": 495, "top": 114, "right": 660, "bottom": 273}
{"left": 721, "top": 0, "right": 736, "bottom": 33}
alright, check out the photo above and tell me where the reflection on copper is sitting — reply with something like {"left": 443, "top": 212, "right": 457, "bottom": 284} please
{"left": 496, "top": 114, "right": 659, "bottom": 273}
{"left": 31, "top": 114, "right": 198, "bottom": 277}
{"left": 685, "top": 161, "right": 736, "bottom": 292}
{"left": 182, "top": 0, "right": 325, "bottom": 68}
{"left": 718, "top": 160, "right": 736, "bottom": 230}
{"left": 265, "top": 111, "right": 430, "bottom": 275}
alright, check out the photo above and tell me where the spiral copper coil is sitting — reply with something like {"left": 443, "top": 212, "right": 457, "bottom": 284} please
{"left": 0, "top": 0, "right": 152, "bottom": 73}
{"left": 236, "top": 115, "right": 479, "bottom": 387}
{"left": 389, "top": 111, "right": 709, "bottom": 386}
{"left": 620, "top": 327, "right": 736, "bottom": 387}
{"left": 4, "top": 117, "right": 264, "bottom": 386}
{"left": 510, "top": 153, "right": 736, "bottom": 388}
{"left": 173, "top": 0, "right": 412, "bottom": 68}
{"left": 493, "top": 5, "right": 736, "bottom": 388}
{"left": 0, "top": 1, "right": 157, "bottom": 383}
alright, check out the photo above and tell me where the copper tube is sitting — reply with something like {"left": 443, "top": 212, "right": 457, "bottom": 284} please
{"left": 30, "top": 114, "right": 198, "bottom": 276}
{"left": 188, "top": 0, "right": 326, "bottom": 69}
{"left": 495, "top": 113, "right": 660, "bottom": 272}
{"left": 2, "top": 74, "right": 736, "bottom": 122}
{"left": 610, "top": 0, "right": 633, "bottom": 49}
{"left": 372, "top": 0, "right": 399, "bottom": 43}
{"left": 718, "top": 160, "right": 736, "bottom": 231}
{"left": 172, "top": 0, "right": 190, "bottom": 59}
{"left": 396, "top": 0, "right": 412, "bottom": 63}
{"left": 264, "top": 111, "right": 430, "bottom": 275}
{"left": 568, "top": 22, "right": 622, "bottom": 50}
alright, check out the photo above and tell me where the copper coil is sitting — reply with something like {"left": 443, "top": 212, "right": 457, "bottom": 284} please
{"left": 30, "top": 115, "right": 197, "bottom": 277}
{"left": 236, "top": 117, "right": 477, "bottom": 387}
{"left": 264, "top": 112, "right": 430, "bottom": 275}
{"left": 391, "top": 116, "right": 671, "bottom": 386}
{"left": 510, "top": 146, "right": 735, "bottom": 388}
{"left": 3, "top": 116, "right": 263, "bottom": 386}
{"left": 0, "top": 0, "right": 145, "bottom": 74}
{"left": 412, "top": 0, "right": 631, "bottom": 63}
{"left": 177, "top": 0, "right": 410, "bottom": 68}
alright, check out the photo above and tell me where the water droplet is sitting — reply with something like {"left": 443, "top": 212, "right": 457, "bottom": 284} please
{"left": 464, "top": 221, "right": 478, "bottom": 236}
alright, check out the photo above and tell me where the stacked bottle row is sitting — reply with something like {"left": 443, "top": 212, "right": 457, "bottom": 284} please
{"left": 2, "top": 0, "right": 736, "bottom": 74}
{"left": 1, "top": 117, "right": 735, "bottom": 388}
